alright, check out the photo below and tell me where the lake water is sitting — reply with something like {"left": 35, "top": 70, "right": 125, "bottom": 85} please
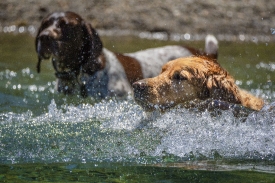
{"left": 0, "top": 32, "right": 275, "bottom": 182}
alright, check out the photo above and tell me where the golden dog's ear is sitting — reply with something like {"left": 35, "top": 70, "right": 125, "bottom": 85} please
{"left": 205, "top": 74, "right": 242, "bottom": 104}
{"left": 81, "top": 23, "right": 104, "bottom": 74}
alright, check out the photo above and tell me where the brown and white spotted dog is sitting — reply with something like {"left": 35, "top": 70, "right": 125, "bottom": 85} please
{"left": 35, "top": 11, "right": 218, "bottom": 99}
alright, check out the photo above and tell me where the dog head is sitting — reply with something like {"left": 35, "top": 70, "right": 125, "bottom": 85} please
{"left": 133, "top": 56, "right": 242, "bottom": 111}
{"left": 35, "top": 11, "right": 103, "bottom": 94}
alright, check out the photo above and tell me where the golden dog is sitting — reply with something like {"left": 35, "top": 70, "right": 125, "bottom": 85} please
{"left": 133, "top": 56, "right": 264, "bottom": 112}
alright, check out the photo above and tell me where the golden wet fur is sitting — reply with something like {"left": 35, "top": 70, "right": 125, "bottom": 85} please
{"left": 133, "top": 56, "right": 264, "bottom": 111}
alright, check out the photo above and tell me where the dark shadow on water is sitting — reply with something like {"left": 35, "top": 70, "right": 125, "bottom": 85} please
{"left": 1, "top": 162, "right": 275, "bottom": 182}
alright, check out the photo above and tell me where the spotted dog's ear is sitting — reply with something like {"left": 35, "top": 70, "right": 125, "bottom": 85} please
{"left": 205, "top": 74, "right": 242, "bottom": 104}
{"left": 35, "top": 25, "right": 43, "bottom": 54}
{"left": 81, "top": 23, "right": 104, "bottom": 75}
{"left": 35, "top": 21, "right": 46, "bottom": 73}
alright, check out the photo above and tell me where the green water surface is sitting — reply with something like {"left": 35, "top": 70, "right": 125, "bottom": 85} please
{"left": 1, "top": 33, "right": 275, "bottom": 182}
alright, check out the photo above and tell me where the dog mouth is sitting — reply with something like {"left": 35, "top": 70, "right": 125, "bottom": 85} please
{"left": 134, "top": 85, "right": 186, "bottom": 111}
{"left": 36, "top": 36, "right": 74, "bottom": 74}
{"left": 36, "top": 38, "right": 60, "bottom": 73}
{"left": 133, "top": 80, "right": 165, "bottom": 111}
{"left": 134, "top": 97, "right": 176, "bottom": 112}
{"left": 133, "top": 90, "right": 175, "bottom": 111}
{"left": 37, "top": 38, "right": 59, "bottom": 58}
{"left": 133, "top": 94, "right": 153, "bottom": 110}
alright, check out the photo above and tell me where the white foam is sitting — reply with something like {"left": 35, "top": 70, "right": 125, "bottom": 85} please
{"left": 1, "top": 86, "right": 275, "bottom": 165}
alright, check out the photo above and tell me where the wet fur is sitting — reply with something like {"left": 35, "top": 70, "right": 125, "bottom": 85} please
{"left": 133, "top": 56, "right": 264, "bottom": 111}
{"left": 36, "top": 11, "right": 218, "bottom": 98}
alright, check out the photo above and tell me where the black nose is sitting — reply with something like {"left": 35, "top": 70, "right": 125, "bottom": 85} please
{"left": 38, "top": 26, "right": 60, "bottom": 38}
{"left": 132, "top": 80, "right": 149, "bottom": 101}
{"left": 132, "top": 80, "right": 151, "bottom": 109}
{"left": 132, "top": 80, "right": 148, "bottom": 91}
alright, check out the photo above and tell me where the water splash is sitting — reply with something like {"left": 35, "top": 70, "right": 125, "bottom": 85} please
{"left": 1, "top": 36, "right": 275, "bottom": 168}
{"left": 256, "top": 62, "right": 275, "bottom": 72}
{"left": 1, "top": 98, "right": 275, "bottom": 165}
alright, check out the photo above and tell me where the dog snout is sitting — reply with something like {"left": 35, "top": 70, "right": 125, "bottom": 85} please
{"left": 133, "top": 80, "right": 148, "bottom": 91}
{"left": 38, "top": 25, "right": 61, "bottom": 39}
{"left": 133, "top": 80, "right": 150, "bottom": 100}
{"left": 36, "top": 32, "right": 61, "bottom": 59}
{"left": 38, "top": 34, "right": 52, "bottom": 44}
{"left": 36, "top": 35, "right": 54, "bottom": 57}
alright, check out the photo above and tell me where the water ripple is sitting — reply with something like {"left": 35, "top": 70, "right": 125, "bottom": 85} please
{"left": 1, "top": 99, "right": 275, "bottom": 165}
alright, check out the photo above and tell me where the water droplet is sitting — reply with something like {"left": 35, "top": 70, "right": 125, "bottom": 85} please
{"left": 239, "top": 34, "right": 245, "bottom": 41}
{"left": 18, "top": 26, "right": 25, "bottom": 33}
{"left": 184, "top": 33, "right": 191, "bottom": 40}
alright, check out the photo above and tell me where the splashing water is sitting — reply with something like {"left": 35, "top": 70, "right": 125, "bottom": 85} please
{"left": 1, "top": 95, "right": 275, "bottom": 165}
{"left": 0, "top": 61, "right": 275, "bottom": 166}
{"left": 1, "top": 34, "right": 275, "bottom": 175}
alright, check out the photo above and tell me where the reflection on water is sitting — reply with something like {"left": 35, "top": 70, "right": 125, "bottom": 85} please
{"left": 0, "top": 33, "right": 275, "bottom": 181}
{"left": 1, "top": 162, "right": 275, "bottom": 182}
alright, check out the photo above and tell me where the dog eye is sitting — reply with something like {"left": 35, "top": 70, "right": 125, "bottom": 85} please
{"left": 173, "top": 73, "right": 187, "bottom": 80}
{"left": 58, "top": 20, "right": 67, "bottom": 28}
{"left": 41, "top": 21, "right": 52, "bottom": 29}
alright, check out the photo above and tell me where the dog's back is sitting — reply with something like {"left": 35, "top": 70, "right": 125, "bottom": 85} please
{"left": 127, "top": 35, "right": 219, "bottom": 79}
{"left": 127, "top": 45, "right": 194, "bottom": 78}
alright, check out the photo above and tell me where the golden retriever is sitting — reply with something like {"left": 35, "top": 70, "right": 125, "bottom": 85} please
{"left": 132, "top": 56, "right": 264, "bottom": 112}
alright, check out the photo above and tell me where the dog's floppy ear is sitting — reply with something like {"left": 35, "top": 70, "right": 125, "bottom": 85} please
{"left": 35, "top": 27, "right": 42, "bottom": 54}
{"left": 81, "top": 23, "right": 104, "bottom": 75}
{"left": 204, "top": 74, "right": 242, "bottom": 104}
{"left": 35, "top": 24, "right": 44, "bottom": 73}
{"left": 82, "top": 23, "right": 103, "bottom": 59}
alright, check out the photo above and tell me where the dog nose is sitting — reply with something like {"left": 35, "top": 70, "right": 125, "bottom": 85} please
{"left": 38, "top": 27, "right": 60, "bottom": 39}
{"left": 132, "top": 80, "right": 148, "bottom": 91}
{"left": 133, "top": 80, "right": 150, "bottom": 102}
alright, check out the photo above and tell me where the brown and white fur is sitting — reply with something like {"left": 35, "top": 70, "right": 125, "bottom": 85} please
{"left": 133, "top": 56, "right": 264, "bottom": 112}
{"left": 35, "top": 11, "right": 218, "bottom": 99}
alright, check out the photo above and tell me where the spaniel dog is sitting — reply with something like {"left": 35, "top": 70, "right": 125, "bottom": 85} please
{"left": 133, "top": 56, "right": 264, "bottom": 113}
{"left": 35, "top": 11, "right": 218, "bottom": 98}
